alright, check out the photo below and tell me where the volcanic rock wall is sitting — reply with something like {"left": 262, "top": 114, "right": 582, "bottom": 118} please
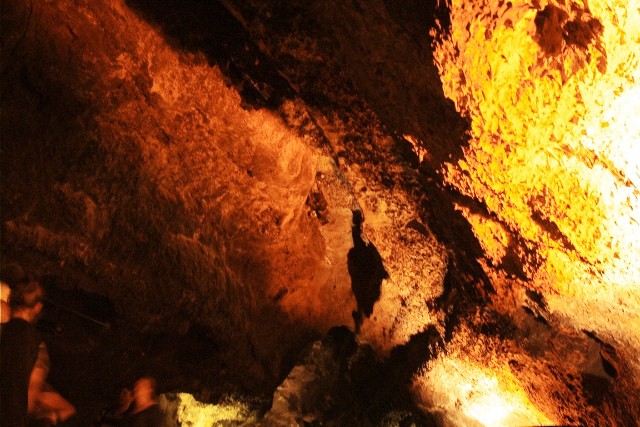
{"left": 2, "top": 0, "right": 453, "bottom": 401}
{"left": 1, "top": 0, "right": 360, "bottom": 389}
{"left": 2, "top": 0, "right": 639, "bottom": 425}
{"left": 432, "top": 0, "right": 640, "bottom": 350}
{"left": 419, "top": 0, "right": 640, "bottom": 424}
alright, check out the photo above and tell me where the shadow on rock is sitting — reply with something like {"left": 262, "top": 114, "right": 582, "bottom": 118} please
{"left": 263, "top": 325, "right": 440, "bottom": 426}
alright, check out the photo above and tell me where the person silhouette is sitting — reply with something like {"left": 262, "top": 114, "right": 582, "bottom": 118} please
{"left": 1, "top": 280, "right": 76, "bottom": 426}
{"left": 1, "top": 281, "right": 46, "bottom": 426}
{"left": 122, "top": 377, "right": 164, "bottom": 426}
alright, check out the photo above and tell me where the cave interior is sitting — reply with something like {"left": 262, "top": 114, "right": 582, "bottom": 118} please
{"left": 1, "top": 0, "right": 640, "bottom": 425}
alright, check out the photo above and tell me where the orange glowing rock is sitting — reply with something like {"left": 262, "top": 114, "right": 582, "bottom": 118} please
{"left": 430, "top": 0, "right": 640, "bottom": 366}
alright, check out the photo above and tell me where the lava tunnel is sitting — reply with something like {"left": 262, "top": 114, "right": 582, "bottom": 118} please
{"left": 1, "top": 0, "right": 639, "bottom": 425}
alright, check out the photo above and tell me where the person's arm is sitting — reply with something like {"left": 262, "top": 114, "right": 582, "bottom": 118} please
{"left": 27, "top": 365, "right": 46, "bottom": 413}
{"left": 37, "top": 389, "right": 77, "bottom": 422}
{"left": 28, "top": 341, "right": 49, "bottom": 408}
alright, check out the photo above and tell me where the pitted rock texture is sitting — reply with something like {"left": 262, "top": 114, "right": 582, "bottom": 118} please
{"left": 2, "top": 0, "right": 639, "bottom": 426}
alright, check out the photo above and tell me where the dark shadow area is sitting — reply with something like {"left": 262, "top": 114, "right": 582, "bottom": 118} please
{"left": 378, "top": 0, "right": 469, "bottom": 168}
{"left": 262, "top": 325, "right": 439, "bottom": 425}
{"left": 39, "top": 275, "right": 115, "bottom": 333}
{"left": 420, "top": 180, "right": 495, "bottom": 342}
{"left": 196, "top": 0, "right": 471, "bottom": 170}
{"left": 348, "top": 210, "right": 388, "bottom": 329}
{"left": 581, "top": 373, "right": 611, "bottom": 406}
{"left": 533, "top": 4, "right": 607, "bottom": 74}
{"left": 534, "top": 5, "right": 569, "bottom": 56}
{"left": 529, "top": 201, "right": 577, "bottom": 252}
{"left": 582, "top": 330, "right": 619, "bottom": 380}
{"left": 534, "top": 5, "right": 604, "bottom": 54}
{"left": 125, "top": 0, "right": 295, "bottom": 109}
{"left": 499, "top": 232, "right": 536, "bottom": 280}
{"left": 384, "top": 0, "right": 451, "bottom": 36}
{"left": 351, "top": 326, "right": 442, "bottom": 425}
{"left": 39, "top": 300, "right": 253, "bottom": 426}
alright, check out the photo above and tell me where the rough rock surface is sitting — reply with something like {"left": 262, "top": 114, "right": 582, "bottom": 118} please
{"left": 1, "top": 0, "right": 639, "bottom": 425}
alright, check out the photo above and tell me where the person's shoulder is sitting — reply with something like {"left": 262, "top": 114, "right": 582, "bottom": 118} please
{"left": 126, "top": 404, "right": 164, "bottom": 427}
{"left": 2, "top": 317, "right": 27, "bottom": 332}
{"left": 3, "top": 318, "right": 40, "bottom": 340}
{"left": 143, "top": 403, "right": 163, "bottom": 417}
{"left": 6, "top": 317, "right": 31, "bottom": 326}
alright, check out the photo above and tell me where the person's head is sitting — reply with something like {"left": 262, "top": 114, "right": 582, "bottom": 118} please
{"left": 133, "top": 376, "right": 157, "bottom": 406}
{"left": 1, "top": 281, "right": 11, "bottom": 323}
{"left": 1, "top": 281, "right": 11, "bottom": 303}
{"left": 9, "top": 280, "right": 44, "bottom": 323}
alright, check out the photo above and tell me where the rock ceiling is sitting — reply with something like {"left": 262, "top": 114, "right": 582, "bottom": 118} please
{"left": 1, "top": 0, "right": 639, "bottom": 425}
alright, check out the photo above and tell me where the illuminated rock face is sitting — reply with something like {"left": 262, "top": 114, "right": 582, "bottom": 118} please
{"left": 424, "top": 0, "right": 640, "bottom": 424}
{"left": 1, "top": 0, "right": 357, "bottom": 389}
{"left": 1, "top": 0, "right": 639, "bottom": 425}
{"left": 432, "top": 0, "right": 640, "bottom": 347}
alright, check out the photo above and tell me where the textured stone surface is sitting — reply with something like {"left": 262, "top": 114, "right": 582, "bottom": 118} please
{"left": 1, "top": 0, "right": 357, "bottom": 406}
{"left": 426, "top": 0, "right": 640, "bottom": 424}
{"left": 2, "top": 0, "right": 639, "bottom": 425}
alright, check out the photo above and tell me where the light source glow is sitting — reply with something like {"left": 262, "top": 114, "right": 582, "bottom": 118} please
{"left": 413, "top": 351, "right": 553, "bottom": 427}
{"left": 429, "top": 0, "right": 640, "bottom": 363}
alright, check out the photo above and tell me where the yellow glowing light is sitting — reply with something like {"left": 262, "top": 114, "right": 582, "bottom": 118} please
{"left": 159, "top": 393, "right": 258, "bottom": 426}
{"left": 430, "top": 0, "right": 640, "bottom": 364}
{"left": 413, "top": 354, "right": 553, "bottom": 427}
{"left": 464, "top": 386, "right": 517, "bottom": 426}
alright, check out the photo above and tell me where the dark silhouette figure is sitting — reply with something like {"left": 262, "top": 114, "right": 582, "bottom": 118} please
{"left": 97, "top": 386, "right": 134, "bottom": 426}
{"left": 347, "top": 210, "right": 388, "bottom": 330}
{"left": 1, "top": 280, "right": 76, "bottom": 426}
{"left": 122, "top": 377, "right": 164, "bottom": 427}
{"left": 1, "top": 281, "right": 45, "bottom": 427}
